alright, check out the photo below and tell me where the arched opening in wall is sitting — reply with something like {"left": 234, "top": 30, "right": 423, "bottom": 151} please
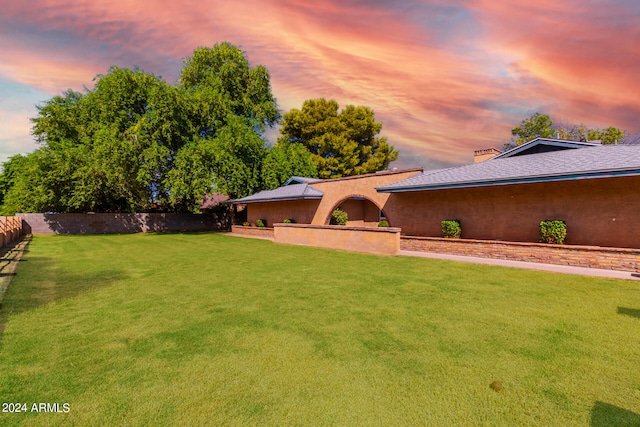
{"left": 327, "top": 196, "right": 387, "bottom": 227}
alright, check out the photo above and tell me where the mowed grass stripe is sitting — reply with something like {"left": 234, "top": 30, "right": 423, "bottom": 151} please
{"left": 0, "top": 233, "right": 639, "bottom": 426}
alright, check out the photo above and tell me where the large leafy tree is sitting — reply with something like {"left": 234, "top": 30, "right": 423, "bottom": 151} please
{"left": 511, "top": 112, "right": 555, "bottom": 145}
{"left": 261, "top": 142, "right": 318, "bottom": 190}
{"left": 278, "top": 99, "right": 398, "bottom": 178}
{"left": 168, "top": 42, "right": 280, "bottom": 205}
{"left": 26, "top": 66, "right": 189, "bottom": 212}
{"left": 165, "top": 116, "right": 268, "bottom": 211}
{"left": 511, "top": 113, "right": 627, "bottom": 146}
{"left": 0, "top": 42, "right": 280, "bottom": 214}
{"left": 0, "top": 152, "right": 54, "bottom": 214}
{"left": 179, "top": 42, "right": 279, "bottom": 134}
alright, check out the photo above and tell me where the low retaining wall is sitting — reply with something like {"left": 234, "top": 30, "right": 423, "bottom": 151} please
{"left": 18, "top": 213, "right": 229, "bottom": 235}
{"left": 274, "top": 224, "right": 401, "bottom": 255}
{"left": 401, "top": 236, "right": 640, "bottom": 272}
{"left": 231, "top": 225, "right": 275, "bottom": 239}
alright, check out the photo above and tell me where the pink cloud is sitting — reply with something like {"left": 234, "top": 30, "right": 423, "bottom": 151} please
{"left": 0, "top": 109, "right": 39, "bottom": 163}
{"left": 0, "top": 0, "right": 638, "bottom": 167}
{"left": 468, "top": 0, "right": 640, "bottom": 130}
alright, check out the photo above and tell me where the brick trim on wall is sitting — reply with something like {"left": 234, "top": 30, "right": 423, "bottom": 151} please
{"left": 401, "top": 235, "right": 640, "bottom": 273}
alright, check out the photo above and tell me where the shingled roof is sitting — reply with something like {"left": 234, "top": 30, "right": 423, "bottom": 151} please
{"left": 283, "top": 176, "right": 323, "bottom": 185}
{"left": 231, "top": 183, "right": 324, "bottom": 204}
{"left": 377, "top": 144, "right": 640, "bottom": 193}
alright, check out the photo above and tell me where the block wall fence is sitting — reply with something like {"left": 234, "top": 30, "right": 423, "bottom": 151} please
{"left": 18, "top": 213, "right": 230, "bottom": 234}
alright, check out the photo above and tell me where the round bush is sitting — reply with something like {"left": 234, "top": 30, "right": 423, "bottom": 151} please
{"left": 330, "top": 208, "right": 348, "bottom": 226}
{"left": 441, "top": 219, "right": 461, "bottom": 238}
{"left": 539, "top": 220, "right": 567, "bottom": 244}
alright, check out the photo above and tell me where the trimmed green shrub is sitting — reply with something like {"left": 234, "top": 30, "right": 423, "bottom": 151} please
{"left": 330, "top": 208, "right": 348, "bottom": 226}
{"left": 378, "top": 220, "right": 389, "bottom": 227}
{"left": 441, "top": 220, "right": 461, "bottom": 238}
{"left": 242, "top": 221, "right": 250, "bottom": 227}
{"left": 539, "top": 220, "right": 567, "bottom": 244}
{"left": 283, "top": 218, "right": 295, "bottom": 224}
{"left": 256, "top": 219, "right": 266, "bottom": 228}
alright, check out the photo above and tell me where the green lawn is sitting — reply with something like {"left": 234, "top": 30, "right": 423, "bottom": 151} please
{"left": 1, "top": 233, "right": 639, "bottom": 426}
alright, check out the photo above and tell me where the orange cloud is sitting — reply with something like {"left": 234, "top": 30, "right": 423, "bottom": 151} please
{"left": 1, "top": 0, "right": 638, "bottom": 167}
{"left": 468, "top": 0, "right": 640, "bottom": 130}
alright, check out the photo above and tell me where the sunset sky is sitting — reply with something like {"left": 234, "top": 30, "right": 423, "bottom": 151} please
{"left": 1, "top": 0, "right": 638, "bottom": 168}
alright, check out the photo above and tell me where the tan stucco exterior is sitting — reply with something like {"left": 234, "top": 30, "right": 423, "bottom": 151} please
{"left": 305, "top": 169, "right": 422, "bottom": 225}
{"left": 336, "top": 198, "right": 381, "bottom": 227}
{"left": 274, "top": 223, "right": 401, "bottom": 255}
{"left": 244, "top": 168, "right": 640, "bottom": 249}
{"left": 382, "top": 176, "right": 640, "bottom": 248}
{"left": 247, "top": 199, "right": 321, "bottom": 226}
{"left": 246, "top": 169, "right": 422, "bottom": 227}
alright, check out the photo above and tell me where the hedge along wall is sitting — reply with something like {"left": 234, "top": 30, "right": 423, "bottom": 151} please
{"left": 17, "top": 213, "right": 230, "bottom": 235}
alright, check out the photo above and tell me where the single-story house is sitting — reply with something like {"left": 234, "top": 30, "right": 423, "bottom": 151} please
{"left": 231, "top": 169, "right": 423, "bottom": 227}
{"left": 232, "top": 138, "right": 640, "bottom": 249}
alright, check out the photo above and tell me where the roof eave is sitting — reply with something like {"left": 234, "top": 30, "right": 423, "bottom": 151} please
{"left": 376, "top": 169, "right": 640, "bottom": 193}
{"left": 229, "top": 195, "right": 323, "bottom": 204}
{"left": 493, "top": 138, "right": 600, "bottom": 159}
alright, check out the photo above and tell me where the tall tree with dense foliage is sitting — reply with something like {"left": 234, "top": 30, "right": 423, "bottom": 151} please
{"left": 278, "top": 99, "right": 398, "bottom": 179}
{"left": 25, "top": 66, "right": 192, "bottom": 213}
{"left": 261, "top": 142, "right": 318, "bottom": 190}
{"left": 165, "top": 116, "right": 269, "bottom": 211}
{"left": 511, "top": 112, "right": 627, "bottom": 146}
{"left": 179, "top": 42, "right": 279, "bottom": 133}
{"left": 166, "top": 42, "right": 280, "bottom": 206}
{"left": 0, "top": 42, "right": 280, "bottom": 214}
{"left": 511, "top": 113, "right": 555, "bottom": 145}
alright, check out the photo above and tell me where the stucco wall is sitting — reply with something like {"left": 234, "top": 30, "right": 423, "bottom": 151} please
{"left": 246, "top": 200, "right": 321, "bottom": 227}
{"left": 18, "top": 213, "right": 229, "bottom": 234}
{"left": 338, "top": 198, "right": 381, "bottom": 226}
{"left": 231, "top": 225, "right": 275, "bottom": 239}
{"left": 274, "top": 223, "right": 401, "bottom": 255}
{"left": 383, "top": 176, "right": 640, "bottom": 249}
{"left": 309, "top": 169, "right": 422, "bottom": 225}
{"left": 244, "top": 169, "right": 421, "bottom": 228}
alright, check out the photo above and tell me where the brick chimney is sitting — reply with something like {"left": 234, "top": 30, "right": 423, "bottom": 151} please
{"left": 474, "top": 147, "right": 502, "bottom": 163}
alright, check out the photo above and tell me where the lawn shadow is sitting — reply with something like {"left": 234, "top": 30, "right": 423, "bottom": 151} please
{"left": 591, "top": 401, "right": 640, "bottom": 426}
{"left": 617, "top": 307, "right": 640, "bottom": 319}
{"left": 0, "top": 248, "right": 128, "bottom": 348}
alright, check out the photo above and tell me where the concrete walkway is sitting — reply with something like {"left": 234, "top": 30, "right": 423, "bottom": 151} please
{"left": 399, "top": 249, "right": 640, "bottom": 281}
